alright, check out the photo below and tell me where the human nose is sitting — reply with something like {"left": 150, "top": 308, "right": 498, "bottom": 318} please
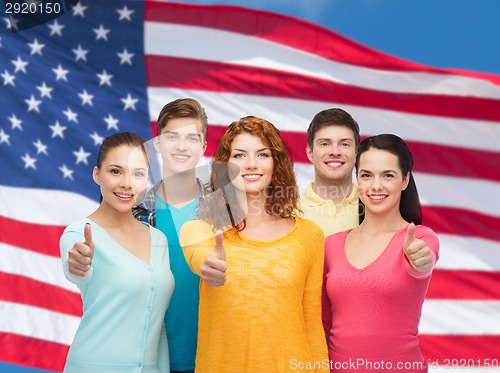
{"left": 175, "top": 136, "right": 188, "bottom": 151}
{"left": 370, "top": 176, "right": 383, "bottom": 191}
{"left": 119, "top": 173, "right": 132, "bottom": 189}
{"left": 329, "top": 143, "right": 341, "bottom": 156}
{"left": 245, "top": 154, "right": 257, "bottom": 169}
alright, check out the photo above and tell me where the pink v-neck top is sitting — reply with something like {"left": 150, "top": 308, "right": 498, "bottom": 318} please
{"left": 322, "top": 225, "right": 439, "bottom": 372}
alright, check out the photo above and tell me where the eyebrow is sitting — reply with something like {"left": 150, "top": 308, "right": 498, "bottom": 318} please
{"left": 163, "top": 130, "right": 201, "bottom": 137}
{"left": 316, "top": 137, "right": 354, "bottom": 142}
{"left": 106, "top": 165, "right": 148, "bottom": 171}
{"left": 231, "top": 147, "right": 270, "bottom": 152}
{"left": 359, "top": 169, "right": 399, "bottom": 174}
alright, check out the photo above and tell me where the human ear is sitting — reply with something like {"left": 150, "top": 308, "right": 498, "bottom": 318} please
{"left": 92, "top": 166, "right": 100, "bottom": 185}
{"left": 402, "top": 172, "right": 410, "bottom": 191}
{"left": 306, "top": 145, "right": 314, "bottom": 163}
{"left": 153, "top": 136, "right": 161, "bottom": 153}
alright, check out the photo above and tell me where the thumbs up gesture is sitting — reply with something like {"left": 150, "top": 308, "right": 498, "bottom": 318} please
{"left": 200, "top": 230, "right": 227, "bottom": 287}
{"left": 403, "top": 223, "right": 433, "bottom": 272}
{"left": 68, "top": 223, "right": 94, "bottom": 277}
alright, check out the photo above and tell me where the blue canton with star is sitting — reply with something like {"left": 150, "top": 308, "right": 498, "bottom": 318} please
{"left": 0, "top": 0, "right": 149, "bottom": 201}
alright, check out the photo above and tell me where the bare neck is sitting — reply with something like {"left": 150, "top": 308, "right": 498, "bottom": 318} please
{"left": 159, "top": 171, "right": 199, "bottom": 208}
{"left": 313, "top": 177, "right": 353, "bottom": 205}
{"left": 241, "top": 192, "right": 276, "bottom": 227}
{"left": 357, "top": 209, "right": 407, "bottom": 234}
{"left": 88, "top": 203, "right": 138, "bottom": 229}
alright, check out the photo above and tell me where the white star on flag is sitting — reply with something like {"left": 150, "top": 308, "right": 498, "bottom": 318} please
{"left": 97, "top": 69, "right": 113, "bottom": 86}
{"left": 121, "top": 93, "right": 138, "bottom": 110}
{"left": 48, "top": 20, "right": 65, "bottom": 36}
{"left": 117, "top": 48, "right": 134, "bottom": 65}
{"left": 78, "top": 90, "right": 94, "bottom": 106}
{"left": 72, "top": 2, "right": 87, "bottom": 17}
{"left": 63, "top": 107, "right": 78, "bottom": 123}
{"left": 73, "top": 146, "right": 91, "bottom": 165}
{"left": 0, "top": 129, "right": 10, "bottom": 144}
{"left": 59, "top": 164, "right": 74, "bottom": 179}
{"left": 72, "top": 45, "right": 89, "bottom": 61}
{"left": 8, "top": 114, "right": 23, "bottom": 130}
{"left": 117, "top": 5, "right": 134, "bottom": 21}
{"left": 93, "top": 24, "right": 110, "bottom": 41}
{"left": 90, "top": 131, "right": 104, "bottom": 146}
{"left": 36, "top": 82, "right": 53, "bottom": 99}
{"left": 52, "top": 64, "right": 69, "bottom": 81}
{"left": 49, "top": 121, "right": 67, "bottom": 139}
{"left": 25, "top": 95, "right": 42, "bottom": 113}
{"left": 104, "top": 114, "right": 119, "bottom": 130}
{"left": 11, "top": 56, "right": 28, "bottom": 73}
{"left": 33, "top": 139, "right": 48, "bottom": 155}
{"left": 28, "top": 39, "right": 45, "bottom": 56}
{"left": 1, "top": 70, "right": 15, "bottom": 86}
{"left": 21, "top": 153, "right": 37, "bottom": 169}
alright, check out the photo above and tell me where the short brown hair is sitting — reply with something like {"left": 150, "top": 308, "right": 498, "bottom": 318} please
{"left": 157, "top": 98, "right": 208, "bottom": 140}
{"left": 306, "top": 108, "right": 360, "bottom": 150}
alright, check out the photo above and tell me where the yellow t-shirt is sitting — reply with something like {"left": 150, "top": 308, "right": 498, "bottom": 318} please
{"left": 180, "top": 217, "right": 329, "bottom": 373}
{"left": 298, "top": 182, "right": 359, "bottom": 238}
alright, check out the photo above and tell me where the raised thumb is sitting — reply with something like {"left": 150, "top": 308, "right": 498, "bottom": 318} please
{"left": 84, "top": 223, "right": 94, "bottom": 250}
{"left": 214, "top": 230, "right": 226, "bottom": 261}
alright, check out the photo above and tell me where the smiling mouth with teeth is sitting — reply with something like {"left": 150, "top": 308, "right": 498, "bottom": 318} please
{"left": 242, "top": 174, "right": 262, "bottom": 180}
{"left": 114, "top": 193, "right": 133, "bottom": 199}
{"left": 369, "top": 195, "right": 387, "bottom": 200}
{"left": 325, "top": 161, "right": 343, "bottom": 167}
{"left": 172, "top": 154, "right": 190, "bottom": 160}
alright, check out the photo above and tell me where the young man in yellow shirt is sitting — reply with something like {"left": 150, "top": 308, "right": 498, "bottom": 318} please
{"left": 299, "top": 108, "right": 361, "bottom": 237}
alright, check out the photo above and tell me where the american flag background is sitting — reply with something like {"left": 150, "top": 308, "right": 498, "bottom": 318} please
{"left": 1, "top": 1, "right": 499, "bottom": 372}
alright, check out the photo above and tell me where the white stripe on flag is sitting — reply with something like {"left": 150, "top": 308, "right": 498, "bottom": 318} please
{"left": 0, "top": 185, "right": 98, "bottom": 226}
{"left": 436, "top": 234, "right": 500, "bottom": 272}
{"left": 421, "top": 299, "right": 500, "bottom": 334}
{"left": 0, "top": 301, "right": 79, "bottom": 345}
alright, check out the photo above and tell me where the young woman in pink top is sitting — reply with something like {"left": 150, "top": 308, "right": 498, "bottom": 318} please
{"left": 322, "top": 134, "right": 439, "bottom": 373}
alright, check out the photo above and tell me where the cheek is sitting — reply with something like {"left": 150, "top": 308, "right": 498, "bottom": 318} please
{"left": 132, "top": 177, "right": 148, "bottom": 191}
{"left": 190, "top": 144, "right": 204, "bottom": 153}
{"left": 357, "top": 189, "right": 368, "bottom": 205}
{"left": 226, "top": 161, "right": 242, "bottom": 181}
{"left": 356, "top": 181, "right": 368, "bottom": 196}
{"left": 265, "top": 159, "right": 274, "bottom": 173}
{"left": 313, "top": 148, "right": 327, "bottom": 159}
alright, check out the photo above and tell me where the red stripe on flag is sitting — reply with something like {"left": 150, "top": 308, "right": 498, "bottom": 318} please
{"left": 427, "top": 270, "right": 500, "bottom": 300}
{"left": 0, "top": 216, "right": 63, "bottom": 257}
{"left": 0, "top": 273, "right": 82, "bottom": 316}
{"left": 146, "top": 55, "right": 500, "bottom": 122}
{"left": 422, "top": 206, "right": 500, "bottom": 242}
{"left": 420, "top": 335, "right": 500, "bottom": 362}
{"left": 0, "top": 332, "right": 69, "bottom": 372}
